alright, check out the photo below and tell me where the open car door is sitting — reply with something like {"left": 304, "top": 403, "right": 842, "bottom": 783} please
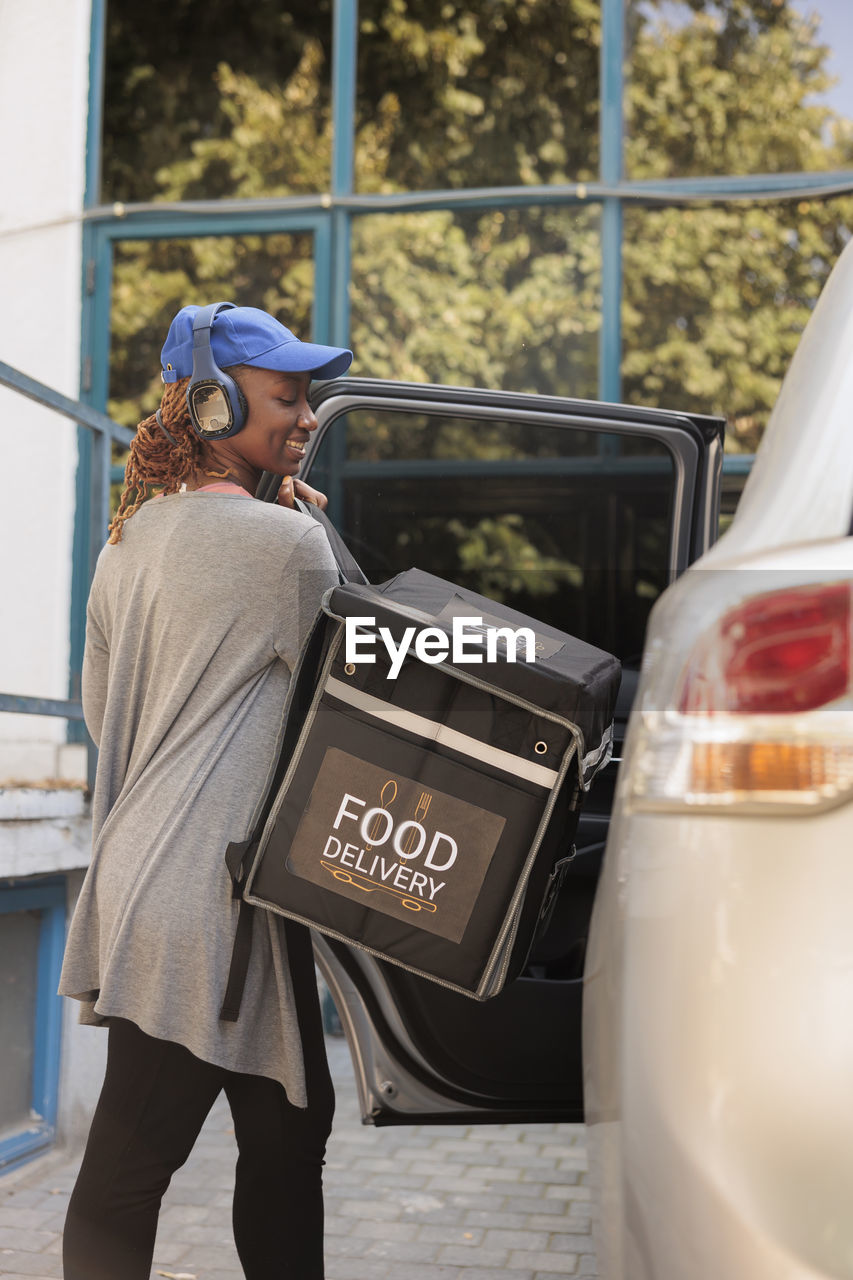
{"left": 299, "top": 378, "right": 724, "bottom": 1126}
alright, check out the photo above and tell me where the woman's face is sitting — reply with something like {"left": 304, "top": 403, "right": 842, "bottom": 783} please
{"left": 204, "top": 366, "right": 318, "bottom": 491}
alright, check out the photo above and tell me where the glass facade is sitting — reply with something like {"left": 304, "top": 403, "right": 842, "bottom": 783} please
{"left": 354, "top": 0, "right": 600, "bottom": 191}
{"left": 0, "top": 910, "right": 39, "bottom": 1142}
{"left": 622, "top": 196, "right": 853, "bottom": 450}
{"left": 91, "top": 0, "right": 853, "bottom": 428}
{"left": 0, "top": 883, "right": 65, "bottom": 1171}
{"left": 102, "top": 0, "right": 333, "bottom": 202}
{"left": 73, "top": 0, "right": 853, "bottom": 692}
{"left": 350, "top": 205, "right": 601, "bottom": 394}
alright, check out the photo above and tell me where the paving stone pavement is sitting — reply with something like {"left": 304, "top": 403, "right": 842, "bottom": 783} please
{"left": 0, "top": 1036, "right": 597, "bottom": 1279}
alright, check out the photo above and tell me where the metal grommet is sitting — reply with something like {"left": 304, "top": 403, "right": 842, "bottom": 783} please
{"left": 534, "top": 741, "right": 548, "bottom": 755}
{"left": 344, "top": 663, "right": 356, "bottom": 676}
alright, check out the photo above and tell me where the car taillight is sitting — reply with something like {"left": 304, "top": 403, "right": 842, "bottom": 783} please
{"left": 631, "top": 581, "right": 853, "bottom": 813}
{"left": 678, "top": 583, "right": 850, "bottom": 716}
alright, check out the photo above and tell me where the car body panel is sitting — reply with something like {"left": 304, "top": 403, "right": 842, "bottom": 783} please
{"left": 586, "top": 533, "right": 853, "bottom": 1280}
{"left": 701, "top": 237, "right": 853, "bottom": 562}
{"left": 587, "top": 789, "right": 853, "bottom": 1280}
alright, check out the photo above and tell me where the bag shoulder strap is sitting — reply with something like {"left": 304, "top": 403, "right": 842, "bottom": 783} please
{"left": 219, "top": 837, "right": 257, "bottom": 1022}
{"left": 220, "top": 504, "right": 366, "bottom": 1022}
{"left": 293, "top": 497, "right": 369, "bottom": 585}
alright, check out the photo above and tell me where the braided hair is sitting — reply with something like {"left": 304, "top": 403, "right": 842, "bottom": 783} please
{"left": 108, "top": 369, "right": 244, "bottom": 544}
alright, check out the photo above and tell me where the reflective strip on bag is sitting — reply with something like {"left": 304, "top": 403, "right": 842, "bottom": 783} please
{"left": 325, "top": 676, "right": 559, "bottom": 789}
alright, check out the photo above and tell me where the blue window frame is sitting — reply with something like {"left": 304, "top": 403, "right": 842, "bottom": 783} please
{"left": 0, "top": 880, "right": 65, "bottom": 1172}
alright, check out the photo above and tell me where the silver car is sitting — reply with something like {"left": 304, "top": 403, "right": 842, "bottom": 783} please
{"left": 301, "top": 237, "right": 853, "bottom": 1278}
{"left": 585, "top": 240, "right": 853, "bottom": 1277}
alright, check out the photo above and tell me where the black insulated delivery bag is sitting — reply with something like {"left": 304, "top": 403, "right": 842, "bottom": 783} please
{"left": 240, "top": 569, "right": 621, "bottom": 1001}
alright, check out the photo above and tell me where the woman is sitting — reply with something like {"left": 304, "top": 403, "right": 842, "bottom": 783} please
{"left": 59, "top": 302, "right": 352, "bottom": 1279}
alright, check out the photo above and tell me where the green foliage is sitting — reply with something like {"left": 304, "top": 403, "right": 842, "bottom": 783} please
{"left": 446, "top": 514, "right": 584, "bottom": 601}
{"left": 626, "top": 3, "right": 844, "bottom": 178}
{"left": 350, "top": 205, "right": 600, "bottom": 394}
{"left": 355, "top": 0, "right": 601, "bottom": 189}
{"left": 621, "top": 198, "right": 852, "bottom": 450}
{"left": 102, "top": 0, "right": 333, "bottom": 202}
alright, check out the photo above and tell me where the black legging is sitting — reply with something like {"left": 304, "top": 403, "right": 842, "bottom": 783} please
{"left": 63, "top": 924, "right": 335, "bottom": 1280}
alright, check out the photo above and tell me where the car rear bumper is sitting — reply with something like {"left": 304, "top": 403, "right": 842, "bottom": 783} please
{"left": 585, "top": 803, "right": 853, "bottom": 1280}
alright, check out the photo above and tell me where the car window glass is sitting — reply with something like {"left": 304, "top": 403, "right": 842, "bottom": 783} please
{"left": 309, "top": 408, "right": 676, "bottom": 666}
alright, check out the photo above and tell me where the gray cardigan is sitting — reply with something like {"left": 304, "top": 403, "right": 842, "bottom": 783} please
{"left": 58, "top": 491, "right": 340, "bottom": 1106}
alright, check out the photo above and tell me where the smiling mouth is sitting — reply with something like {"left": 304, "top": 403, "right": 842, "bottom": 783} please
{"left": 286, "top": 437, "right": 307, "bottom": 457}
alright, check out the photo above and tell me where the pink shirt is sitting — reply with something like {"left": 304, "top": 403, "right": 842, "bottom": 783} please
{"left": 195, "top": 481, "right": 254, "bottom": 497}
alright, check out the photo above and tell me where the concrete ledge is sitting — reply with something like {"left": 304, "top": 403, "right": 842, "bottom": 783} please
{"left": 0, "top": 787, "right": 87, "bottom": 821}
{"left": 0, "top": 788, "right": 91, "bottom": 878}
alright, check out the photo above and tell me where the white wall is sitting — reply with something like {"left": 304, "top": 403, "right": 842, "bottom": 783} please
{"left": 0, "top": 0, "right": 93, "bottom": 782}
{"left": 60, "top": 868, "right": 108, "bottom": 1148}
{"left": 0, "top": 0, "right": 108, "bottom": 1169}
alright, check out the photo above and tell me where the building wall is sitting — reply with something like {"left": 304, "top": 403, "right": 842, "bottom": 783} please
{"left": 60, "top": 867, "right": 108, "bottom": 1148}
{"left": 0, "top": 0, "right": 102, "bottom": 1174}
{"left": 0, "top": 0, "right": 92, "bottom": 783}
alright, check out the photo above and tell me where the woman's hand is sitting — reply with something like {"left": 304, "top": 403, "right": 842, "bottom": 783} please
{"left": 276, "top": 476, "right": 329, "bottom": 511}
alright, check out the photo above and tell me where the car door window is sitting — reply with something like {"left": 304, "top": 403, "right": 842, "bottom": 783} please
{"left": 309, "top": 407, "right": 676, "bottom": 665}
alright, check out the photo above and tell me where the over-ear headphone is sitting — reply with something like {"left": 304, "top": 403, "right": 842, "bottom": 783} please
{"left": 185, "top": 302, "right": 249, "bottom": 440}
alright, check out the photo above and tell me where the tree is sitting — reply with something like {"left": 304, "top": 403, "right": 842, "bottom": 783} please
{"left": 622, "top": 1, "right": 853, "bottom": 449}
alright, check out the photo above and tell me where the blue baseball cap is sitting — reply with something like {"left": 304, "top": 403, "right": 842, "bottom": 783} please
{"left": 160, "top": 303, "right": 353, "bottom": 383}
